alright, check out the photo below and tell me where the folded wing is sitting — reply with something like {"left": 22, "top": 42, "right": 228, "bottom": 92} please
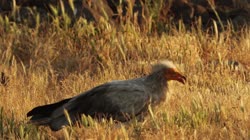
{"left": 27, "top": 80, "right": 149, "bottom": 131}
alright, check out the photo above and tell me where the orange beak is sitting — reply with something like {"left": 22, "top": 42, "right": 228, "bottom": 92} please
{"left": 165, "top": 68, "right": 186, "bottom": 84}
{"left": 175, "top": 74, "right": 186, "bottom": 84}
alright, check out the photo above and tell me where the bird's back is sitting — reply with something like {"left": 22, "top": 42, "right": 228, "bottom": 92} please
{"left": 62, "top": 77, "right": 149, "bottom": 119}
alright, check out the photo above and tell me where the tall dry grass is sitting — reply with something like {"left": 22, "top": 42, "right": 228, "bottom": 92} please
{"left": 0, "top": 11, "right": 249, "bottom": 139}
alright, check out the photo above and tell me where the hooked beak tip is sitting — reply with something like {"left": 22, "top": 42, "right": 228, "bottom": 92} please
{"left": 178, "top": 75, "right": 186, "bottom": 84}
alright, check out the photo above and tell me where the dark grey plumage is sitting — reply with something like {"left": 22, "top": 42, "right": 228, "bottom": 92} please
{"left": 27, "top": 60, "right": 186, "bottom": 131}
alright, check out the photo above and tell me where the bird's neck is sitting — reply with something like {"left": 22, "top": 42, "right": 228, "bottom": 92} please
{"left": 145, "top": 71, "right": 168, "bottom": 104}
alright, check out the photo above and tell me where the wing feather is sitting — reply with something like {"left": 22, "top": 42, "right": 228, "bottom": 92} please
{"left": 51, "top": 81, "right": 149, "bottom": 122}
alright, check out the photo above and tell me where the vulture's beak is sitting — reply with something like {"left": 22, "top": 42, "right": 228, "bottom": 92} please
{"left": 165, "top": 68, "right": 186, "bottom": 84}
{"left": 175, "top": 74, "right": 186, "bottom": 84}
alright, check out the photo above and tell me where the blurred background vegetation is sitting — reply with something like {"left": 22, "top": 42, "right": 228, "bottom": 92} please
{"left": 0, "top": 0, "right": 249, "bottom": 139}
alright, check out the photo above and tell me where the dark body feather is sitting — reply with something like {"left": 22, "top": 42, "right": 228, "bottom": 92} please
{"left": 27, "top": 64, "right": 171, "bottom": 131}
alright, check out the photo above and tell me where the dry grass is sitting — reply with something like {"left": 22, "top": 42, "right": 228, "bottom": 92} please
{"left": 0, "top": 14, "right": 249, "bottom": 139}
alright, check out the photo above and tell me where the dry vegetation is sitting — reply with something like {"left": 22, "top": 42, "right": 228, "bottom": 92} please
{"left": 0, "top": 3, "right": 250, "bottom": 139}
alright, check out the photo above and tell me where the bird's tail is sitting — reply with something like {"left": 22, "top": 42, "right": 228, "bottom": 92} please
{"left": 27, "top": 98, "right": 71, "bottom": 128}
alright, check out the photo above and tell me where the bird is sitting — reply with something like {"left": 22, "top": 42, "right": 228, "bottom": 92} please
{"left": 27, "top": 60, "right": 186, "bottom": 131}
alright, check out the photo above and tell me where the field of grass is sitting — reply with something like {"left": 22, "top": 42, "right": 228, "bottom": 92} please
{"left": 0, "top": 12, "right": 249, "bottom": 139}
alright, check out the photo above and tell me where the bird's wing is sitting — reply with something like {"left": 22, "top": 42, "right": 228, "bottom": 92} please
{"left": 86, "top": 82, "right": 150, "bottom": 119}
{"left": 51, "top": 80, "right": 150, "bottom": 121}
{"left": 47, "top": 80, "right": 150, "bottom": 130}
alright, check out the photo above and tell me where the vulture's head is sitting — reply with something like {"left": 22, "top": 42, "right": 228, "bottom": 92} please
{"left": 152, "top": 60, "right": 186, "bottom": 84}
